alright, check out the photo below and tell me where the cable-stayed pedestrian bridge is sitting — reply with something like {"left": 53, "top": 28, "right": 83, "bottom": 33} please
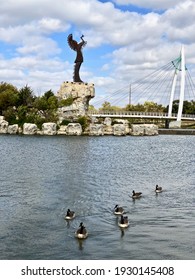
{"left": 88, "top": 110, "right": 195, "bottom": 121}
{"left": 90, "top": 46, "right": 195, "bottom": 127}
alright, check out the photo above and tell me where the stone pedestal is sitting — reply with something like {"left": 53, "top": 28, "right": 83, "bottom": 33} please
{"left": 57, "top": 81, "right": 95, "bottom": 121}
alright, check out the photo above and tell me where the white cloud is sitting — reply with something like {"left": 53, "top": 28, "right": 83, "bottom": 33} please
{"left": 161, "top": 1, "right": 195, "bottom": 43}
{"left": 112, "top": 0, "right": 185, "bottom": 10}
{"left": 0, "top": 0, "right": 195, "bottom": 104}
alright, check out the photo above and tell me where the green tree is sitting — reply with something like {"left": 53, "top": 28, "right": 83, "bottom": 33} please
{"left": 17, "top": 85, "right": 34, "bottom": 107}
{"left": 88, "top": 104, "right": 96, "bottom": 111}
{"left": 143, "top": 101, "right": 165, "bottom": 112}
{"left": 17, "top": 105, "right": 28, "bottom": 126}
{"left": 0, "top": 82, "right": 19, "bottom": 114}
{"left": 33, "top": 96, "right": 48, "bottom": 111}
{"left": 3, "top": 107, "right": 17, "bottom": 124}
{"left": 76, "top": 116, "right": 89, "bottom": 131}
{"left": 47, "top": 95, "right": 58, "bottom": 110}
{"left": 44, "top": 89, "right": 54, "bottom": 100}
{"left": 58, "top": 96, "right": 74, "bottom": 107}
{"left": 100, "top": 101, "right": 112, "bottom": 111}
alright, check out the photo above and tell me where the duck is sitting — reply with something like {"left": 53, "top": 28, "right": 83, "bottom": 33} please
{"left": 155, "top": 185, "right": 163, "bottom": 193}
{"left": 118, "top": 215, "right": 129, "bottom": 228}
{"left": 132, "top": 190, "right": 142, "bottom": 199}
{"left": 114, "top": 205, "right": 124, "bottom": 215}
{"left": 65, "top": 209, "right": 75, "bottom": 220}
{"left": 75, "top": 222, "right": 88, "bottom": 239}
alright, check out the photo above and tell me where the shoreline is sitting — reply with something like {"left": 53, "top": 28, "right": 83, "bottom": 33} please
{"left": 158, "top": 128, "right": 195, "bottom": 135}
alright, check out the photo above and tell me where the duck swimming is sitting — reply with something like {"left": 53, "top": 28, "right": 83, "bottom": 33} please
{"left": 75, "top": 222, "right": 88, "bottom": 239}
{"left": 132, "top": 190, "right": 142, "bottom": 199}
{"left": 118, "top": 215, "right": 129, "bottom": 228}
{"left": 155, "top": 185, "right": 162, "bottom": 193}
{"left": 65, "top": 209, "right": 75, "bottom": 220}
{"left": 114, "top": 205, "right": 124, "bottom": 215}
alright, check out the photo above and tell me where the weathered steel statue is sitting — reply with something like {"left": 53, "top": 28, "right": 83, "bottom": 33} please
{"left": 67, "top": 34, "right": 87, "bottom": 83}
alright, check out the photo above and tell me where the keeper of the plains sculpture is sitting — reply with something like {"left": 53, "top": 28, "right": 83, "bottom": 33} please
{"left": 67, "top": 34, "right": 87, "bottom": 83}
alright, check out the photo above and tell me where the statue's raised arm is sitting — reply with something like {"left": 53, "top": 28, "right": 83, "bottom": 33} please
{"left": 67, "top": 34, "right": 87, "bottom": 82}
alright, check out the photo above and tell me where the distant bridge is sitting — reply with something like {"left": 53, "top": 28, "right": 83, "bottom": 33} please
{"left": 90, "top": 46, "right": 195, "bottom": 127}
{"left": 88, "top": 111, "right": 195, "bottom": 121}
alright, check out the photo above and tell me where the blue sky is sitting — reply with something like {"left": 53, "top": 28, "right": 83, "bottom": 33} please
{"left": 0, "top": 0, "right": 195, "bottom": 107}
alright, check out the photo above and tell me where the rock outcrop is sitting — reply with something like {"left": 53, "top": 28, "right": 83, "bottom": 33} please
{"left": 57, "top": 81, "right": 95, "bottom": 121}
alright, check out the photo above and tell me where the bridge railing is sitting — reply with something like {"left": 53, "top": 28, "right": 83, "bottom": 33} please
{"left": 88, "top": 110, "right": 170, "bottom": 116}
{"left": 88, "top": 110, "right": 165, "bottom": 115}
{"left": 88, "top": 110, "right": 195, "bottom": 119}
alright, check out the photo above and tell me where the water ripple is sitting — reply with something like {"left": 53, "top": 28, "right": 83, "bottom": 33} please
{"left": 0, "top": 135, "right": 194, "bottom": 259}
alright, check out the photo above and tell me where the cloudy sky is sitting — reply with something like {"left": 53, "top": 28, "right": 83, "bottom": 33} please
{"left": 1, "top": 0, "right": 195, "bottom": 106}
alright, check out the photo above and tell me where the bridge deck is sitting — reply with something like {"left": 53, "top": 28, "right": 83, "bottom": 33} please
{"left": 88, "top": 111, "right": 195, "bottom": 121}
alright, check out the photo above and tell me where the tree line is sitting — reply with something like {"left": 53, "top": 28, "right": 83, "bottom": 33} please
{"left": 0, "top": 82, "right": 74, "bottom": 128}
{"left": 89, "top": 99, "right": 195, "bottom": 115}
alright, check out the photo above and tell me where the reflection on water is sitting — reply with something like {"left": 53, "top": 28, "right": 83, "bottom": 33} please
{"left": 0, "top": 135, "right": 195, "bottom": 259}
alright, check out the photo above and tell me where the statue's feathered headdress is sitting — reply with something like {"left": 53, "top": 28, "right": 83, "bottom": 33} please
{"left": 67, "top": 34, "right": 87, "bottom": 51}
{"left": 67, "top": 34, "right": 78, "bottom": 51}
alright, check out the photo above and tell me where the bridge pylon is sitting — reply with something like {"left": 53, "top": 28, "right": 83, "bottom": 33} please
{"left": 169, "top": 45, "right": 186, "bottom": 128}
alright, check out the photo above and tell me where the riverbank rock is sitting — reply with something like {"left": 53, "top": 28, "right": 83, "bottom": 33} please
{"left": 23, "top": 123, "right": 37, "bottom": 135}
{"left": 104, "top": 125, "right": 113, "bottom": 135}
{"left": 0, "top": 119, "right": 8, "bottom": 133}
{"left": 42, "top": 122, "right": 57, "bottom": 135}
{"left": 103, "top": 117, "right": 113, "bottom": 135}
{"left": 89, "top": 124, "right": 104, "bottom": 136}
{"left": 57, "top": 81, "right": 95, "bottom": 120}
{"left": 66, "top": 123, "right": 82, "bottom": 135}
{"left": 114, "top": 119, "right": 130, "bottom": 134}
{"left": 131, "top": 124, "right": 158, "bottom": 136}
{"left": 57, "top": 125, "right": 67, "bottom": 135}
{"left": 144, "top": 124, "right": 158, "bottom": 135}
{"left": 113, "top": 124, "right": 126, "bottom": 136}
{"left": 104, "top": 117, "right": 112, "bottom": 126}
{"left": 7, "top": 124, "right": 19, "bottom": 134}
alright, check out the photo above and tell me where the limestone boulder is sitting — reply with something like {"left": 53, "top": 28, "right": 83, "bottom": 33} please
{"left": 103, "top": 117, "right": 112, "bottom": 126}
{"left": 7, "top": 124, "right": 19, "bottom": 134}
{"left": 66, "top": 123, "right": 82, "bottom": 135}
{"left": 90, "top": 116, "right": 99, "bottom": 124}
{"left": 114, "top": 119, "right": 130, "bottom": 134}
{"left": 23, "top": 123, "right": 37, "bottom": 135}
{"left": 104, "top": 125, "right": 113, "bottom": 135}
{"left": 113, "top": 124, "right": 126, "bottom": 136}
{"left": 42, "top": 122, "right": 57, "bottom": 135}
{"left": 57, "top": 125, "right": 67, "bottom": 135}
{"left": 144, "top": 124, "right": 158, "bottom": 135}
{"left": 0, "top": 119, "right": 8, "bottom": 133}
{"left": 131, "top": 124, "right": 145, "bottom": 136}
{"left": 131, "top": 124, "right": 158, "bottom": 136}
{"left": 89, "top": 124, "right": 104, "bottom": 136}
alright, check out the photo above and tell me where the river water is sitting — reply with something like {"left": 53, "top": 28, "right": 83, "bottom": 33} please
{"left": 0, "top": 134, "right": 194, "bottom": 260}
